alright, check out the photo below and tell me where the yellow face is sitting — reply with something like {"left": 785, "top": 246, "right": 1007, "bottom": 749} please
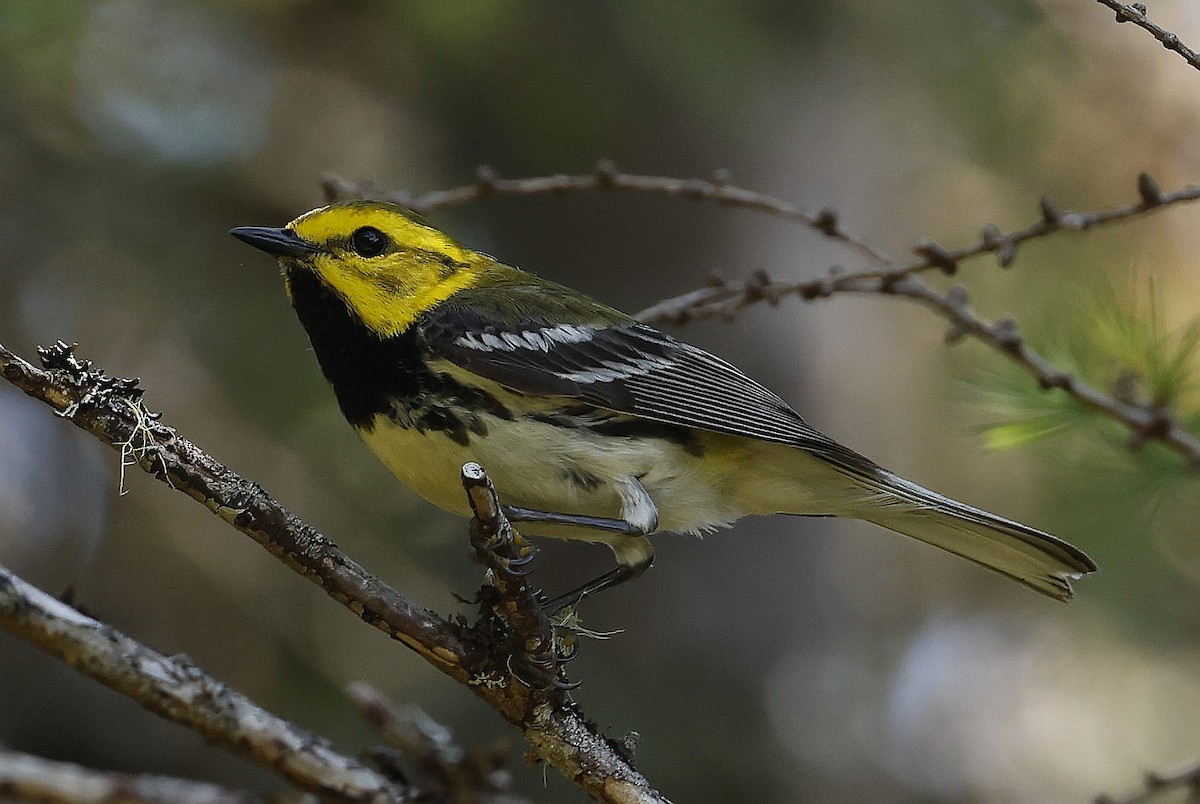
{"left": 284, "top": 201, "right": 483, "bottom": 337}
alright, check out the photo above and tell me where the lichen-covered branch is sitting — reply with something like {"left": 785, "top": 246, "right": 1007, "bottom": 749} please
{"left": 462, "top": 462, "right": 568, "bottom": 692}
{"left": 0, "top": 341, "right": 667, "bottom": 804}
{"left": 0, "top": 341, "right": 468, "bottom": 672}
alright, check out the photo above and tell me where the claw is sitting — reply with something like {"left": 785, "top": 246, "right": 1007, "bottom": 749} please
{"left": 506, "top": 548, "right": 538, "bottom": 568}
{"left": 556, "top": 639, "right": 581, "bottom": 663}
{"left": 500, "top": 550, "right": 538, "bottom": 576}
{"left": 555, "top": 675, "right": 583, "bottom": 691}
{"left": 505, "top": 651, "right": 571, "bottom": 691}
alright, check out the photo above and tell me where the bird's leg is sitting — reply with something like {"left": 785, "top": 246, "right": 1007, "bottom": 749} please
{"left": 501, "top": 506, "right": 646, "bottom": 535}
{"left": 547, "top": 526, "right": 656, "bottom": 616}
{"left": 502, "top": 473, "right": 659, "bottom": 535}
{"left": 498, "top": 507, "right": 647, "bottom": 610}
{"left": 543, "top": 565, "right": 635, "bottom": 615}
{"left": 509, "top": 475, "right": 659, "bottom": 614}
{"left": 542, "top": 547, "right": 654, "bottom": 614}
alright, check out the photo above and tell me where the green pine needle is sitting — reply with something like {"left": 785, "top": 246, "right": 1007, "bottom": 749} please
{"left": 967, "top": 277, "right": 1200, "bottom": 475}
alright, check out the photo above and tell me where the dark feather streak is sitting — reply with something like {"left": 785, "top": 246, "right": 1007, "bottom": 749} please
{"left": 286, "top": 269, "right": 511, "bottom": 443}
{"left": 420, "top": 294, "right": 882, "bottom": 479}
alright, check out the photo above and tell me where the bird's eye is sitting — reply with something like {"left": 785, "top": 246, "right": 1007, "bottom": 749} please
{"left": 350, "top": 226, "right": 389, "bottom": 258}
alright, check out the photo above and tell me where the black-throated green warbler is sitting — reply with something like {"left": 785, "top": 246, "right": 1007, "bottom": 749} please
{"left": 231, "top": 201, "right": 1096, "bottom": 606}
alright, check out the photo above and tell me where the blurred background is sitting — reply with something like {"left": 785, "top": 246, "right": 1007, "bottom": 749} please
{"left": 2, "top": 1, "right": 1199, "bottom": 801}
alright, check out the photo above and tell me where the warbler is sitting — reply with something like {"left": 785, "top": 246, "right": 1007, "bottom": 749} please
{"left": 230, "top": 200, "right": 1096, "bottom": 606}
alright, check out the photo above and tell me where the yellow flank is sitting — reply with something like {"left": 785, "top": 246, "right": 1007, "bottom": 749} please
{"left": 286, "top": 203, "right": 485, "bottom": 337}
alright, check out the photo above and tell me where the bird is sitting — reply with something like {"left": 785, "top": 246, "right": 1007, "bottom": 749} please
{"left": 230, "top": 200, "right": 1096, "bottom": 609}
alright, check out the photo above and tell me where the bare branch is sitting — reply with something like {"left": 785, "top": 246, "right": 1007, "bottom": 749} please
{"left": 1096, "top": 760, "right": 1200, "bottom": 804}
{"left": 0, "top": 567, "right": 405, "bottom": 803}
{"left": 1096, "top": 0, "right": 1200, "bottom": 72}
{"left": 884, "top": 277, "right": 1200, "bottom": 466}
{"left": 349, "top": 682, "right": 529, "bottom": 804}
{"left": 334, "top": 168, "right": 1200, "bottom": 466}
{"left": 634, "top": 269, "right": 1200, "bottom": 468}
{"left": 322, "top": 166, "right": 895, "bottom": 266}
{"left": 0, "top": 340, "right": 667, "bottom": 804}
{"left": 0, "top": 747, "right": 285, "bottom": 804}
{"left": 326, "top": 168, "right": 1200, "bottom": 283}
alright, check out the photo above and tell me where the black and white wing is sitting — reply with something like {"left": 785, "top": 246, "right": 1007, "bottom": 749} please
{"left": 418, "top": 286, "right": 881, "bottom": 477}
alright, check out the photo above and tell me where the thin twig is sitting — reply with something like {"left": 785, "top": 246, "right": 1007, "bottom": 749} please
{"left": 349, "top": 682, "right": 529, "bottom": 804}
{"left": 634, "top": 270, "right": 1200, "bottom": 468}
{"left": 619, "top": 183, "right": 1200, "bottom": 466}
{"left": 330, "top": 168, "right": 1200, "bottom": 465}
{"left": 323, "top": 167, "right": 894, "bottom": 266}
{"left": 0, "top": 341, "right": 668, "bottom": 804}
{"left": 1096, "top": 0, "right": 1200, "bottom": 72}
{"left": 325, "top": 167, "right": 1200, "bottom": 284}
{"left": 0, "top": 567, "right": 404, "bottom": 803}
{"left": 885, "top": 277, "right": 1200, "bottom": 465}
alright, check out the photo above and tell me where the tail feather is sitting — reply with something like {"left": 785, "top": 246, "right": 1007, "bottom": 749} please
{"left": 858, "top": 473, "right": 1097, "bottom": 601}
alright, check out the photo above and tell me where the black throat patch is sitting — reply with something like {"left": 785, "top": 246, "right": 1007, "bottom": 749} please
{"left": 284, "top": 268, "right": 511, "bottom": 444}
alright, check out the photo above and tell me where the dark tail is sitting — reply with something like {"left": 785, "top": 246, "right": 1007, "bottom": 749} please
{"left": 858, "top": 472, "right": 1097, "bottom": 600}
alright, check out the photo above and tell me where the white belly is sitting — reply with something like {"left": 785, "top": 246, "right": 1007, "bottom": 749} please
{"left": 357, "top": 412, "right": 749, "bottom": 540}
